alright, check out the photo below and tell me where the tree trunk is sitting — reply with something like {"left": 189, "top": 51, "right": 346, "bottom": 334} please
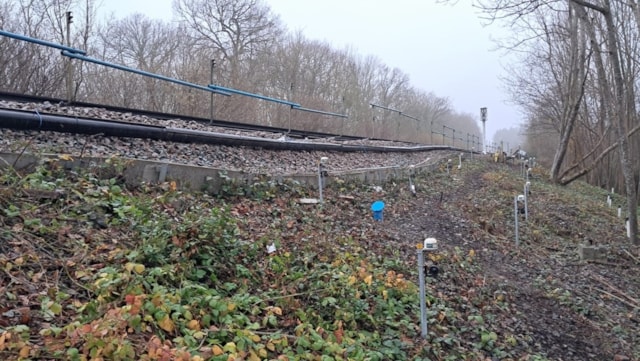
{"left": 600, "top": 0, "right": 638, "bottom": 244}
{"left": 550, "top": 1, "right": 586, "bottom": 183}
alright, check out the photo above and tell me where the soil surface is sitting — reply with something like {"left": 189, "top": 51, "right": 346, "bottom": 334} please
{"left": 382, "top": 160, "right": 639, "bottom": 360}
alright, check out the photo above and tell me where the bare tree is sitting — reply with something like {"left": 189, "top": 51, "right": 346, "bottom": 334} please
{"left": 96, "top": 14, "right": 183, "bottom": 110}
{"left": 0, "top": 0, "right": 85, "bottom": 96}
{"left": 548, "top": 1, "right": 589, "bottom": 182}
{"left": 173, "top": 0, "right": 283, "bottom": 86}
{"left": 473, "top": 0, "right": 639, "bottom": 244}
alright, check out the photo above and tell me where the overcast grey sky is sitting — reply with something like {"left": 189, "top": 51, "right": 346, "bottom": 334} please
{"left": 101, "top": 0, "right": 520, "bottom": 140}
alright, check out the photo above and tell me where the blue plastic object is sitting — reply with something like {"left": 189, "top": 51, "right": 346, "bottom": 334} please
{"left": 371, "top": 200, "right": 385, "bottom": 221}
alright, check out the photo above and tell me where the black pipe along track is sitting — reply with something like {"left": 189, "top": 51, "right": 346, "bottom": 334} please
{"left": 0, "top": 108, "right": 452, "bottom": 153}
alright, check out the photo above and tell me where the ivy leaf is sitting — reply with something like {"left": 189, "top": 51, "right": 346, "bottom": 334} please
{"left": 364, "top": 274, "right": 373, "bottom": 286}
{"left": 223, "top": 342, "right": 237, "bottom": 353}
{"left": 133, "top": 264, "right": 145, "bottom": 274}
{"left": 158, "top": 315, "right": 175, "bottom": 333}
{"left": 50, "top": 302, "right": 63, "bottom": 315}
{"left": 212, "top": 345, "right": 224, "bottom": 356}
{"left": 248, "top": 351, "right": 260, "bottom": 361}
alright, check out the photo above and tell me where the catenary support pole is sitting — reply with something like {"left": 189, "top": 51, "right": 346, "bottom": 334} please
{"left": 66, "top": 11, "right": 73, "bottom": 103}
{"left": 210, "top": 59, "right": 216, "bottom": 124}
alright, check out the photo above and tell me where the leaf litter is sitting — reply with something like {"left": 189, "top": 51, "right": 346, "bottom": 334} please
{"left": 0, "top": 156, "right": 638, "bottom": 360}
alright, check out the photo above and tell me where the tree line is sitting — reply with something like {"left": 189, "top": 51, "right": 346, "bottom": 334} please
{"left": 471, "top": 0, "right": 639, "bottom": 244}
{"left": 0, "top": 0, "right": 481, "bottom": 144}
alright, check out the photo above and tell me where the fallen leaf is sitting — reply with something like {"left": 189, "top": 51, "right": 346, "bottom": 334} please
{"left": 270, "top": 306, "right": 282, "bottom": 316}
{"left": 334, "top": 325, "right": 344, "bottom": 344}
{"left": 248, "top": 351, "right": 260, "bottom": 361}
{"left": 158, "top": 315, "right": 175, "bottom": 333}
{"left": 133, "top": 264, "right": 145, "bottom": 274}
{"left": 364, "top": 274, "right": 372, "bottom": 286}
{"left": 125, "top": 294, "right": 136, "bottom": 305}
{"left": 187, "top": 320, "right": 200, "bottom": 331}
{"left": 19, "top": 345, "right": 30, "bottom": 358}
{"left": 212, "top": 345, "right": 223, "bottom": 356}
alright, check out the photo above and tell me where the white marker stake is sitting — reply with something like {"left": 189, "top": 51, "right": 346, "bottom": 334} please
{"left": 627, "top": 218, "right": 631, "bottom": 238}
{"left": 618, "top": 207, "right": 621, "bottom": 218}
{"left": 524, "top": 184, "right": 528, "bottom": 221}
{"left": 514, "top": 196, "right": 519, "bottom": 247}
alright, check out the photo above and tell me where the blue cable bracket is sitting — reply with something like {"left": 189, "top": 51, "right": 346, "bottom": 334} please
{"left": 208, "top": 84, "right": 299, "bottom": 107}
{"left": 370, "top": 103, "right": 401, "bottom": 113}
{"left": 62, "top": 50, "right": 230, "bottom": 96}
{"left": 399, "top": 112, "right": 420, "bottom": 122}
{"left": 292, "top": 106, "right": 348, "bottom": 118}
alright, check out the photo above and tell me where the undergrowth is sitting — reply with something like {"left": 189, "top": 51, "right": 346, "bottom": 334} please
{"left": 3, "top": 157, "right": 637, "bottom": 360}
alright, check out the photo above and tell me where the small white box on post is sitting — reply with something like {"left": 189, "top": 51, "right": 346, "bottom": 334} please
{"left": 423, "top": 237, "right": 438, "bottom": 251}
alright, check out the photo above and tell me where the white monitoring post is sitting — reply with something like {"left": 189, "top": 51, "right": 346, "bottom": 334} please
{"left": 417, "top": 237, "right": 438, "bottom": 338}
{"left": 409, "top": 165, "right": 416, "bottom": 195}
{"left": 318, "top": 156, "right": 328, "bottom": 203}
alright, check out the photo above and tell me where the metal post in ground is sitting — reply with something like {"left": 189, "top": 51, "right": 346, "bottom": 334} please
{"left": 514, "top": 195, "right": 520, "bottom": 247}
{"left": 318, "top": 157, "right": 328, "bottom": 203}
{"left": 209, "top": 59, "right": 216, "bottom": 124}
{"left": 524, "top": 183, "right": 529, "bottom": 221}
{"left": 417, "top": 247, "right": 427, "bottom": 338}
{"left": 65, "top": 11, "right": 74, "bottom": 103}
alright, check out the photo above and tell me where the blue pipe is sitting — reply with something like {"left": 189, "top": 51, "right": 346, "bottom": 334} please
{"left": 292, "top": 106, "right": 348, "bottom": 118}
{"left": 208, "top": 84, "right": 299, "bottom": 107}
{"left": 62, "top": 50, "right": 230, "bottom": 96}
{"left": 0, "top": 29, "right": 86, "bottom": 55}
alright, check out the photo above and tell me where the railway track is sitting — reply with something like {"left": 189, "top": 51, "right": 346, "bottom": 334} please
{"left": 0, "top": 91, "right": 465, "bottom": 181}
{"left": 0, "top": 91, "right": 365, "bottom": 142}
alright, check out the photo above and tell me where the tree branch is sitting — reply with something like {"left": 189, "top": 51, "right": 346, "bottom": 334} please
{"left": 559, "top": 122, "right": 640, "bottom": 185}
{"left": 570, "top": 0, "right": 608, "bottom": 14}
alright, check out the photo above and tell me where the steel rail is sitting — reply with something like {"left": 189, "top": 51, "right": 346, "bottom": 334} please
{"left": 0, "top": 91, "right": 366, "bottom": 142}
{"left": 0, "top": 108, "right": 451, "bottom": 153}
